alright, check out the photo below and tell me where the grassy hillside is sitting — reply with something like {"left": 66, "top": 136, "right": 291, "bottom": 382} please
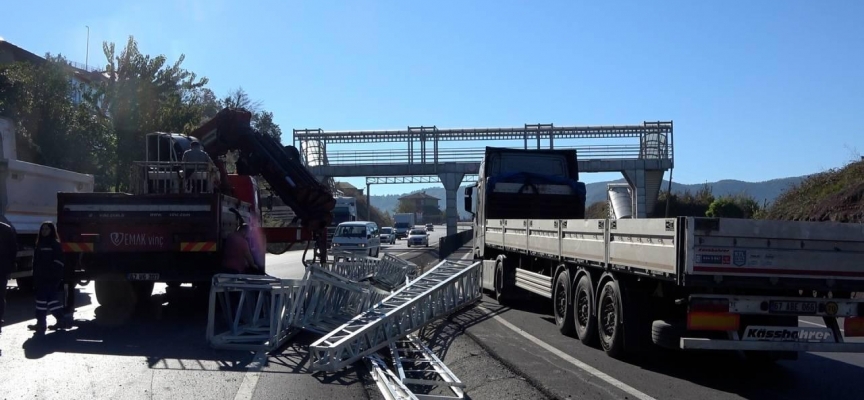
{"left": 583, "top": 176, "right": 805, "bottom": 205}
{"left": 763, "top": 159, "right": 864, "bottom": 222}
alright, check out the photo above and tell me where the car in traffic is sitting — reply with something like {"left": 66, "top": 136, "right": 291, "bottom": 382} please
{"left": 331, "top": 221, "right": 381, "bottom": 257}
{"left": 380, "top": 227, "right": 396, "bottom": 244}
{"left": 406, "top": 228, "right": 429, "bottom": 247}
{"left": 425, "top": 223, "right": 434, "bottom": 232}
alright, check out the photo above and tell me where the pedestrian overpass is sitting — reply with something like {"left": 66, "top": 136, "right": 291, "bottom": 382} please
{"left": 294, "top": 122, "right": 674, "bottom": 236}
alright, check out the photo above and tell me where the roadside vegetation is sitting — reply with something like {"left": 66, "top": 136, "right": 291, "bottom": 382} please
{"left": 0, "top": 35, "right": 392, "bottom": 219}
{"left": 587, "top": 157, "right": 864, "bottom": 223}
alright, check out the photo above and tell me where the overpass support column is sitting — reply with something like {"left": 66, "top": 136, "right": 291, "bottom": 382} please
{"left": 622, "top": 169, "right": 648, "bottom": 218}
{"left": 438, "top": 171, "right": 465, "bottom": 237}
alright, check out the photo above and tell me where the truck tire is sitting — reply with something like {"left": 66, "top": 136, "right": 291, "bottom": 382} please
{"left": 95, "top": 280, "right": 152, "bottom": 310}
{"left": 553, "top": 269, "right": 576, "bottom": 336}
{"left": 95, "top": 280, "right": 136, "bottom": 310}
{"left": 597, "top": 279, "right": 625, "bottom": 358}
{"left": 651, "top": 319, "right": 684, "bottom": 350}
{"left": 494, "top": 258, "right": 513, "bottom": 306}
{"left": 574, "top": 274, "right": 599, "bottom": 346}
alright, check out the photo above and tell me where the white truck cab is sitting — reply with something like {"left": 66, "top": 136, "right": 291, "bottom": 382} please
{"left": 331, "top": 221, "right": 381, "bottom": 257}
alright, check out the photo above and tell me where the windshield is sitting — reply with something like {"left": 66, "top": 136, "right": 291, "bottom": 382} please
{"left": 334, "top": 225, "right": 366, "bottom": 238}
{"left": 394, "top": 222, "right": 411, "bottom": 229}
{"left": 381, "top": 228, "right": 392, "bottom": 234}
{"left": 409, "top": 229, "right": 426, "bottom": 235}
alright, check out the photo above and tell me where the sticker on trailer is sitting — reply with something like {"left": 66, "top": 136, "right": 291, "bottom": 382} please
{"left": 733, "top": 250, "right": 747, "bottom": 267}
{"left": 742, "top": 326, "right": 834, "bottom": 342}
{"left": 694, "top": 247, "right": 731, "bottom": 266}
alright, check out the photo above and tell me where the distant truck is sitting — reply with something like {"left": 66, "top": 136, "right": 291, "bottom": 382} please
{"left": 327, "top": 196, "right": 357, "bottom": 243}
{"left": 466, "top": 146, "right": 864, "bottom": 361}
{"left": 393, "top": 213, "right": 415, "bottom": 239}
{"left": 0, "top": 117, "right": 94, "bottom": 290}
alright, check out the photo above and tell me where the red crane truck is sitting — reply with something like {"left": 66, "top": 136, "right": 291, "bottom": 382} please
{"left": 58, "top": 108, "right": 334, "bottom": 309}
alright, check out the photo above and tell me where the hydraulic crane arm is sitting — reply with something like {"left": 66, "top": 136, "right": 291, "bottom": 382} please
{"left": 189, "top": 107, "right": 335, "bottom": 260}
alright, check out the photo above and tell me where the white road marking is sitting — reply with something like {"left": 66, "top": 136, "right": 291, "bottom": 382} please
{"left": 234, "top": 350, "right": 268, "bottom": 400}
{"left": 477, "top": 305, "right": 656, "bottom": 400}
{"left": 799, "top": 319, "right": 845, "bottom": 332}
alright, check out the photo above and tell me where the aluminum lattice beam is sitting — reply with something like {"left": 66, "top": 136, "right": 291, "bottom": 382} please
{"left": 365, "top": 175, "right": 479, "bottom": 185}
{"left": 294, "top": 121, "right": 672, "bottom": 144}
{"left": 308, "top": 261, "right": 482, "bottom": 372}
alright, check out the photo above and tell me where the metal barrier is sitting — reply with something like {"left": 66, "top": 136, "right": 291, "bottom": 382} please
{"left": 438, "top": 229, "right": 474, "bottom": 260}
{"left": 308, "top": 260, "right": 483, "bottom": 372}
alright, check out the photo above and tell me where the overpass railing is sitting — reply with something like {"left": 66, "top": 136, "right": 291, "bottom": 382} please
{"left": 320, "top": 144, "right": 670, "bottom": 166}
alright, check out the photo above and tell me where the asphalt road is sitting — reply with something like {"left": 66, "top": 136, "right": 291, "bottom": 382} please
{"left": 0, "top": 224, "right": 458, "bottom": 400}
{"left": 7, "top": 229, "right": 856, "bottom": 400}
{"left": 446, "top": 257, "right": 864, "bottom": 400}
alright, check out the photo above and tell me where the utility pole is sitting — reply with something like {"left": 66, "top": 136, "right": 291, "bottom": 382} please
{"left": 85, "top": 25, "right": 90, "bottom": 70}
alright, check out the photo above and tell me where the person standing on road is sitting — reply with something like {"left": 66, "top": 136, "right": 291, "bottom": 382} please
{"left": 0, "top": 221, "right": 18, "bottom": 334}
{"left": 26, "top": 222, "right": 68, "bottom": 333}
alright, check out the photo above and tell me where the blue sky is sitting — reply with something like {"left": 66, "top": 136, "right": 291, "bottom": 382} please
{"left": 4, "top": 0, "right": 863, "bottom": 195}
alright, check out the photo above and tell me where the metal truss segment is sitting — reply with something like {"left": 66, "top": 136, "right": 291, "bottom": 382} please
{"left": 308, "top": 261, "right": 483, "bottom": 372}
{"left": 389, "top": 334, "right": 465, "bottom": 399}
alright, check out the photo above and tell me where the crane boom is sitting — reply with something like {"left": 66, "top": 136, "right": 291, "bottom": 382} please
{"left": 189, "top": 107, "right": 335, "bottom": 260}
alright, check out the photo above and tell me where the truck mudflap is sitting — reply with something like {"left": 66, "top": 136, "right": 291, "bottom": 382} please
{"left": 679, "top": 294, "right": 864, "bottom": 353}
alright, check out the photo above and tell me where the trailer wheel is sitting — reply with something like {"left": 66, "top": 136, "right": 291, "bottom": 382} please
{"left": 597, "top": 279, "right": 625, "bottom": 358}
{"left": 494, "top": 259, "right": 513, "bottom": 306}
{"left": 553, "top": 269, "right": 576, "bottom": 336}
{"left": 651, "top": 319, "right": 684, "bottom": 350}
{"left": 574, "top": 274, "right": 598, "bottom": 346}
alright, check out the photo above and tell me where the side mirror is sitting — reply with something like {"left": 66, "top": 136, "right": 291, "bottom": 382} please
{"left": 464, "top": 186, "right": 475, "bottom": 216}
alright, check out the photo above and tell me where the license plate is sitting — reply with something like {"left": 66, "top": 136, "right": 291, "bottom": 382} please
{"left": 128, "top": 273, "right": 159, "bottom": 281}
{"left": 769, "top": 300, "right": 817, "bottom": 314}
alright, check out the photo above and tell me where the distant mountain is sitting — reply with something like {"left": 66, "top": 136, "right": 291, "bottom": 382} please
{"left": 583, "top": 176, "right": 808, "bottom": 205}
{"left": 366, "top": 175, "right": 808, "bottom": 220}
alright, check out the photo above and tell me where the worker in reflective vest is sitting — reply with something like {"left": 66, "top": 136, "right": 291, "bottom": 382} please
{"left": 27, "top": 222, "right": 68, "bottom": 333}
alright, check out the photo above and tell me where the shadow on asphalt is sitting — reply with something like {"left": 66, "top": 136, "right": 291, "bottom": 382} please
{"left": 267, "top": 333, "right": 364, "bottom": 386}
{"left": 19, "top": 289, "right": 256, "bottom": 371}
{"left": 479, "top": 292, "right": 864, "bottom": 400}
{"left": 2, "top": 285, "right": 92, "bottom": 326}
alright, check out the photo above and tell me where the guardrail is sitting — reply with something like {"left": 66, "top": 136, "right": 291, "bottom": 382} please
{"left": 321, "top": 144, "right": 671, "bottom": 167}
{"left": 439, "top": 229, "right": 474, "bottom": 260}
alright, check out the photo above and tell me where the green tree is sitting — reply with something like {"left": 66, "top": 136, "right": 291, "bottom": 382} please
{"left": 0, "top": 56, "right": 115, "bottom": 189}
{"left": 586, "top": 201, "right": 610, "bottom": 218}
{"left": 396, "top": 200, "right": 417, "bottom": 214}
{"left": 706, "top": 197, "right": 745, "bottom": 218}
{"left": 221, "top": 87, "right": 282, "bottom": 141}
{"left": 95, "top": 36, "right": 209, "bottom": 191}
{"left": 253, "top": 110, "right": 282, "bottom": 141}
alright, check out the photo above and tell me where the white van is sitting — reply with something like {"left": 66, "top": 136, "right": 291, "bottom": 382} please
{"left": 331, "top": 221, "right": 380, "bottom": 257}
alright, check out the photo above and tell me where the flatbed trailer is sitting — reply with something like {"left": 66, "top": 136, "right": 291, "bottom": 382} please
{"left": 465, "top": 146, "right": 864, "bottom": 360}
